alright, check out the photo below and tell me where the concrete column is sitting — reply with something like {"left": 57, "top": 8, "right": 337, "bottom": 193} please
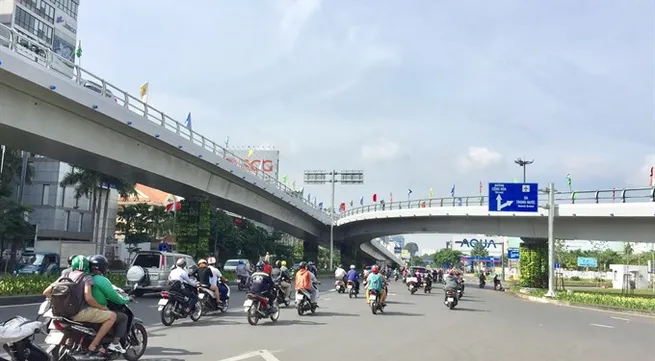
{"left": 303, "top": 240, "right": 319, "bottom": 262}
{"left": 340, "top": 243, "right": 353, "bottom": 267}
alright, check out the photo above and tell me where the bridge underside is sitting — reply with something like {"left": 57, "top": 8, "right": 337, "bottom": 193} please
{"left": 336, "top": 216, "right": 655, "bottom": 243}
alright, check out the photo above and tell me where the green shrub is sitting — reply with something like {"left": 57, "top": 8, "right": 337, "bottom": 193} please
{"left": 0, "top": 273, "right": 128, "bottom": 297}
{"left": 556, "top": 292, "right": 655, "bottom": 312}
{"left": 570, "top": 276, "right": 581, "bottom": 281}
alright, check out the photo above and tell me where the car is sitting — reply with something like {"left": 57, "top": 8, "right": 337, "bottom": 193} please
{"left": 125, "top": 251, "right": 196, "bottom": 297}
{"left": 82, "top": 80, "right": 118, "bottom": 102}
{"left": 223, "top": 258, "right": 251, "bottom": 273}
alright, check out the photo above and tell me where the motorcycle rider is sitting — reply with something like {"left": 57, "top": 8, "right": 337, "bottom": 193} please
{"left": 346, "top": 265, "right": 360, "bottom": 293}
{"left": 249, "top": 261, "right": 277, "bottom": 310}
{"left": 493, "top": 274, "right": 502, "bottom": 290}
{"left": 207, "top": 257, "right": 229, "bottom": 302}
{"left": 479, "top": 272, "right": 486, "bottom": 287}
{"left": 193, "top": 259, "right": 220, "bottom": 302}
{"left": 295, "top": 262, "right": 318, "bottom": 307}
{"left": 443, "top": 269, "right": 460, "bottom": 301}
{"left": 60, "top": 254, "right": 77, "bottom": 277}
{"left": 44, "top": 255, "right": 117, "bottom": 356}
{"left": 236, "top": 260, "right": 250, "bottom": 287}
{"left": 308, "top": 261, "right": 318, "bottom": 276}
{"left": 334, "top": 264, "right": 347, "bottom": 283}
{"left": 365, "top": 265, "right": 386, "bottom": 306}
{"left": 272, "top": 260, "right": 291, "bottom": 300}
{"left": 168, "top": 258, "right": 199, "bottom": 314}
{"left": 262, "top": 260, "right": 272, "bottom": 275}
{"left": 88, "top": 255, "right": 131, "bottom": 354}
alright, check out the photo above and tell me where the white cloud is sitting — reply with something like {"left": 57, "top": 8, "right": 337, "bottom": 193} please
{"left": 277, "top": 0, "right": 322, "bottom": 52}
{"left": 456, "top": 146, "right": 503, "bottom": 172}
{"left": 360, "top": 139, "right": 401, "bottom": 163}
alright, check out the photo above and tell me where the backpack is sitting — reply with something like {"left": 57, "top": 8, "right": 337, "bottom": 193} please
{"left": 51, "top": 271, "right": 86, "bottom": 318}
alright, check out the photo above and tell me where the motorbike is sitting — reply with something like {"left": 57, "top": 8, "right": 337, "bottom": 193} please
{"left": 479, "top": 280, "right": 486, "bottom": 289}
{"left": 369, "top": 290, "right": 385, "bottom": 315}
{"left": 334, "top": 279, "right": 346, "bottom": 293}
{"left": 199, "top": 283, "right": 229, "bottom": 314}
{"left": 158, "top": 286, "right": 203, "bottom": 326}
{"left": 406, "top": 277, "right": 418, "bottom": 294}
{"left": 275, "top": 284, "right": 291, "bottom": 307}
{"left": 393, "top": 274, "right": 399, "bottom": 282}
{"left": 243, "top": 292, "right": 280, "bottom": 326}
{"left": 424, "top": 279, "right": 432, "bottom": 293}
{"left": 0, "top": 316, "right": 50, "bottom": 361}
{"left": 295, "top": 288, "right": 317, "bottom": 316}
{"left": 44, "top": 284, "right": 148, "bottom": 361}
{"left": 457, "top": 288, "right": 463, "bottom": 300}
{"left": 444, "top": 289, "right": 458, "bottom": 310}
{"left": 237, "top": 276, "right": 249, "bottom": 291}
{"left": 347, "top": 280, "right": 358, "bottom": 298}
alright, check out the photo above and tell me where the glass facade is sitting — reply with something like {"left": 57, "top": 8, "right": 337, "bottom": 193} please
{"left": 52, "top": 0, "right": 78, "bottom": 19}
{"left": 14, "top": 5, "right": 53, "bottom": 45}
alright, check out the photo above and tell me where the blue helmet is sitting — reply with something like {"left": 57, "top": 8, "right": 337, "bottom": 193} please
{"left": 238, "top": 260, "right": 244, "bottom": 265}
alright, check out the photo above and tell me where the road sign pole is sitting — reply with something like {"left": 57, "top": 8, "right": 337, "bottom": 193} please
{"left": 329, "top": 171, "right": 336, "bottom": 271}
{"left": 545, "top": 182, "right": 557, "bottom": 297}
{"left": 501, "top": 242, "right": 505, "bottom": 281}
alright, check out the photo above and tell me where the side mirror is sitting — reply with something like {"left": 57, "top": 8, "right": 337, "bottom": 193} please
{"left": 133, "top": 283, "right": 139, "bottom": 291}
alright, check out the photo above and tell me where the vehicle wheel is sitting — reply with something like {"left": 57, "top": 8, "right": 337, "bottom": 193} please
{"left": 160, "top": 302, "right": 175, "bottom": 326}
{"left": 123, "top": 323, "right": 148, "bottom": 361}
{"left": 190, "top": 301, "right": 202, "bottom": 322}
{"left": 297, "top": 304, "right": 304, "bottom": 316}
{"left": 410, "top": 289, "right": 416, "bottom": 295}
{"left": 348, "top": 290, "right": 353, "bottom": 299}
{"left": 133, "top": 290, "right": 145, "bottom": 298}
{"left": 371, "top": 302, "right": 377, "bottom": 315}
{"left": 247, "top": 304, "right": 260, "bottom": 326}
{"left": 310, "top": 305, "right": 316, "bottom": 314}
{"left": 449, "top": 302, "right": 455, "bottom": 310}
{"left": 283, "top": 299, "right": 290, "bottom": 307}
{"left": 270, "top": 302, "right": 280, "bottom": 322}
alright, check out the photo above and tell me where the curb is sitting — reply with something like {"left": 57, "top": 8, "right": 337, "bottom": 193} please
{"left": 0, "top": 295, "right": 45, "bottom": 306}
{"left": 508, "top": 291, "right": 655, "bottom": 318}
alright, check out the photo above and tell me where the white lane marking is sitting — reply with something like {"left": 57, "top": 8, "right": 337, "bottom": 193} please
{"left": 218, "top": 350, "right": 281, "bottom": 361}
{"left": 590, "top": 323, "right": 614, "bottom": 329}
{"left": 610, "top": 316, "right": 630, "bottom": 322}
{"left": 0, "top": 302, "right": 41, "bottom": 309}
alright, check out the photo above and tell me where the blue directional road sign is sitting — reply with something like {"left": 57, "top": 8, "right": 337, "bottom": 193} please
{"left": 555, "top": 262, "right": 560, "bottom": 269}
{"left": 508, "top": 248, "right": 520, "bottom": 260}
{"left": 158, "top": 242, "right": 169, "bottom": 252}
{"left": 488, "top": 183, "right": 539, "bottom": 212}
{"left": 577, "top": 257, "right": 598, "bottom": 268}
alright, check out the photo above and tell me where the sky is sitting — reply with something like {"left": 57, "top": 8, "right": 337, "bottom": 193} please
{"left": 76, "top": 0, "right": 655, "bottom": 251}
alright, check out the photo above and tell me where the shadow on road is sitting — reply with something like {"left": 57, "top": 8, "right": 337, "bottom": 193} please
{"left": 455, "top": 308, "right": 489, "bottom": 312}
{"left": 382, "top": 311, "right": 423, "bottom": 316}
{"left": 309, "top": 311, "right": 359, "bottom": 317}
{"left": 460, "top": 299, "right": 484, "bottom": 302}
{"left": 262, "top": 319, "right": 326, "bottom": 326}
{"left": 144, "top": 346, "right": 202, "bottom": 357}
{"left": 385, "top": 300, "right": 413, "bottom": 305}
{"left": 167, "top": 318, "right": 241, "bottom": 328}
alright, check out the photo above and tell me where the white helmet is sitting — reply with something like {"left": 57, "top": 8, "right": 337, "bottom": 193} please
{"left": 207, "top": 257, "right": 217, "bottom": 265}
{"left": 350, "top": 265, "right": 356, "bottom": 269}
{"left": 198, "top": 259, "right": 207, "bottom": 265}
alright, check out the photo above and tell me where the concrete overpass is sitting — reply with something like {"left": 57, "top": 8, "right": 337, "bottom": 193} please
{"left": 0, "top": 26, "right": 401, "bottom": 266}
{"left": 335, "top": 187, "right": 655, "bottom": 243}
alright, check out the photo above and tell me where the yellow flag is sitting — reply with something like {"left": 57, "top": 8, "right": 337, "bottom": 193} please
{"left": 139, "top": 82, "right": 149, "bottom": 103}
{"left": 429, "top": 188, "right": 433, "bottom": 199}
{"left": 247, "top": 148, "right": 254, "bottom": 159}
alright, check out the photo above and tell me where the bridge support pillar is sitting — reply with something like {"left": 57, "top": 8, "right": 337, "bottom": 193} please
{"left": 339, "top": 243, "right": 353, "bottom": 267}
{"left": 354, "top": 247, "right": 367, "bottom": 268}
{"left": 303, "top": 240, "right": 319, "bottom": 263}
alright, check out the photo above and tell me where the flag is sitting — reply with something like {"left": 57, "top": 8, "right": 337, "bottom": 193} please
{"left": 340, "top": 203, "right": 346, "bottom": 212}
{"left": 165, "top": 197, "right": 181, "bottom": 212}
{"left": 373, "top": 193, "right": 377, "bottom": 202}
{"left": 184, "top": 112, "right": 192, "bottom": 130}
{"left": 650, "top": 166, "right": 654, "bottom": 187}
{"left": 139, "top": 82, "right": 149, "bottom": 103}
{"left": 407, "top": 189, "right": 412, "bottom": 198}
{"left": 292, "top": 181, "right": 296, "bottom": 190}
{"left": 282, "top": 175, "right": 287, "bottom": 184}
{"left": 75, "top": 40, "right": 82, "bottom": 58}
{"left": 389, "top": 192, "right": 393, "bottom": 203}
{"left": 450, "top": 184, "right": 455, "bottom": 198}
{"left": 350, "top": 200, "right": 353, "bottom": 207}
{"left": 479, "top": 181, "right": 483, "bottom": 194}
{"left": 359, "top": 196, "right": 364, "bottom": 205}
{"left": 429, "top": 188, "right": 433, "bottom": 199}
{"left": 247, "top": 148, "right": 254, "bottom": 159}
{"left": 318, "top": 201, "right": 323, "bottom": 209}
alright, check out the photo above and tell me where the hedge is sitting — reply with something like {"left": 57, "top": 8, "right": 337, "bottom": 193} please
{"left": 0, "top": 274, "right": 127, "bottom": 297}
{"left": 556, "top": 292, "right": 655, "bottom": 312}
{"left": 519, "top": 243, "right": 548, "bottom": 288}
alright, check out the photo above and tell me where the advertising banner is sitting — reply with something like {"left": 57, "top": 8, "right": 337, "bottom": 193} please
{"left": 226, "top": 148, "right": 280, "bottom": 181}
{"left": 401, "top": 250, "right": 410, "bottom": 260}
{"left": 54, "top": 8, "right": 77, "bottom": 42}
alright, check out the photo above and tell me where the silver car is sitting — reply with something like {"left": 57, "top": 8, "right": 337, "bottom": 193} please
{"left": 126, "top": 251, "right": 196, "bottom": 296}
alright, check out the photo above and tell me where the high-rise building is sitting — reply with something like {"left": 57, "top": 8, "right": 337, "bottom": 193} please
{"left": 0, "top": 0, "right": 80, "bottom": 76}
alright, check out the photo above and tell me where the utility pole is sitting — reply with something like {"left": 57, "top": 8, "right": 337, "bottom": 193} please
{"left": 514, "top": 158, "right": 534, "bottom": 182}
{"left": 303, "top": 170, "right": 364, "bottom": 270}
{"left": 544, "top": 182, "right": 557, "bottom": 297}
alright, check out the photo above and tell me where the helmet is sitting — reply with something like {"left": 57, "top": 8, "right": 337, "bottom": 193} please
{"left": 338, "top": 264, "right": 343, "bottom": 268}
{"left": 255, "top": 261, "right": 265, "bottom": 272}
{"left": 176, "top": 258, "right": 187, "bottom": 269}
{"left": 350, "top": 265, "right": 356, "bottom": 270}
{"left": 198, "top": 259, "right": 207, "bottom": 265}
{"left": 371, "top": 265, "right": 379, "bottom": 273}
{"left": 308, "top": 261, "right": 314, "bottom": 266}
{"left": 207, "top": 257, "right": 217, "bottom": 265}
{"left": 275, "top": 260, "right": 281, "bottom": 268}
{"left": 89, "top": 255, "right": 108, "bottom": 274}
{"left": 67, "top": 255, "right": 77, "bottom": 266}
{"left": 238, "top": 260, "right": 244, "bottom": 265}
{"left": 71, "top": 255, "right": 89, "bottom": 272}
{"left": 281, "top": 260, "right": 287, "bottom": 267}
{"left": 299, "top": 261, "right": 307, "bottom": 269}
{"left": 448, "top": 269, "right": 454, "bottom": 275}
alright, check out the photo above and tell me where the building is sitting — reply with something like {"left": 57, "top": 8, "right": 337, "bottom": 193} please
{"left": 0, "top": 0, "right": 80, "bottom": 76}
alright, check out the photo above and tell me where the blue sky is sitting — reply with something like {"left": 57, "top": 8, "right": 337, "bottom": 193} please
{"left": 77, "top": 1, "right": 655, "bottom": 250}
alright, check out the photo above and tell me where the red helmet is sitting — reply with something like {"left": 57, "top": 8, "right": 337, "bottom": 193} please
{"left": 371, "top": 265, "right": 379, "bottom": 273}
{"left": 448, "top": 269, "right": 455, "bottom": 275}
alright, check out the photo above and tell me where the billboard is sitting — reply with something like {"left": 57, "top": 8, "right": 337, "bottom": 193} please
{"left": 225, "top": 148, "right": 280, "bottom": 181}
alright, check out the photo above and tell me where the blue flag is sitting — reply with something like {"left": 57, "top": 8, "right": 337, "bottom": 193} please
{"left": 184, "top": 112, "right": 192, "bottom": 129}
{"left": 359, "top": 196, "right": 364, "bottom": 205}
{"left": 450, "top": 184, "right": 455, "bottom": 198}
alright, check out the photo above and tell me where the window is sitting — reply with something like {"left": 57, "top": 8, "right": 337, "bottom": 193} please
{"left": 41, "top": 184, "right": 50, "bottom": 205}
{"left": 64, "top": 210, "right": 70, "bottom": 231}
{"left": 60, "top": 186, "right": 65, "bottom": 206}
{"left": 132, "top": 254, "right": 161, "bottom": 268}
{"left": 52, "top": 0, "right": 78, "bottom": 19}
{"left": 78, "top": 213, "right": 83, "bottom": 231}
{"left": 14, "top": 6, "right": 53, "bottom": 45}
{"left": 16, "top": 0, "right": 55, "bottom": 23}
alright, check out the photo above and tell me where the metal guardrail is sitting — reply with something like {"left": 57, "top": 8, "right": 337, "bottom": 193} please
{"left": 339, "top": 187, "right": 655, "bottom": 218}
{"left": 0, "top": 24, "right": 326, "bottom": 215}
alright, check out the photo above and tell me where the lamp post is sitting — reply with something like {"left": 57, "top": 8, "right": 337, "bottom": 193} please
{"left": 514, "top": 158, "right": 534, "bottom": 182}
{"left": 303, "top": 170, "right": 364, "bottom": 270}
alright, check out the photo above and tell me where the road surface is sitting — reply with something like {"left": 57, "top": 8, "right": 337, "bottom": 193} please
{"left": 1, "top": 281, "right": 652, "bottom": 360}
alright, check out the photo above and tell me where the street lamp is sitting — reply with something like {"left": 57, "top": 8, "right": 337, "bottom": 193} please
{"left": 303, "top": 169, "right": 364, "bottom": 270}
{"left": 514, "top": 158, "right": 534, "bottom": 183}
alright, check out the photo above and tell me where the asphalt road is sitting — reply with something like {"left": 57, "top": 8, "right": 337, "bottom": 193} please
{"left": 1, "top": 281, "right": 653, "bottom": 360}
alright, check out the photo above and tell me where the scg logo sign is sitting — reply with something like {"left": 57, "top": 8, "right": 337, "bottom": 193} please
{"left": 226, "top": 158, "right": 275, "bottom": 173}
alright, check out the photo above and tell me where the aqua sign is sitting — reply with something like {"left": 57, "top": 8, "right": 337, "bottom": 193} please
{"left": 456, "top": 239, "right": 498, "bottom": 249}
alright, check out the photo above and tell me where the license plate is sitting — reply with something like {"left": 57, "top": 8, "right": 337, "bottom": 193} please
{"left": 157, "top": 299, "right": 168, "bottom": 306}
{"left": 157, "top": 306, "right": 164, "bottom": 311}
{"left": 243, "top": 299, "right": 253, "bottom": 307}
{"left": 347, "top": 285, "right": 353, "bottom": 289}
{"left": 198, "top": 293, "right": 205, "bottom": 299}
{"left": 45, "top": 330, "right": 64, "bottom": 345}
{"left": 448, "top": 297, "right": 454, "bottom": 302}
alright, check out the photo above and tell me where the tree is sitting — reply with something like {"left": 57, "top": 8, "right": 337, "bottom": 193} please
{"left": 410, "top": 255, "right": 424, "bottom": 266}
{"left": 433, "top": 248, "right": 464, "bottom": 268}
{"left": 470, "top": 242, "right": 489, "bottom": 258}
{"left": 0, "top": 147, "right": 33, "bottom": 197}
{"left": 404, "top": 242, "right": 419, "bottom": 257}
